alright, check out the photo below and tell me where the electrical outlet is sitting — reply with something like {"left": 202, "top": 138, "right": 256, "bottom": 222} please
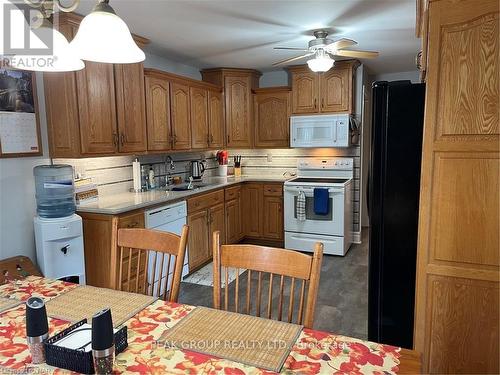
{"left": 267, "top": 154, "right": 273, "bottom": 163}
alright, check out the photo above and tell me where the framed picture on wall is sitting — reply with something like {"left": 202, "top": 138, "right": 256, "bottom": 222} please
{"left": 0, "top": 68, "right": 42, "bottom": 158}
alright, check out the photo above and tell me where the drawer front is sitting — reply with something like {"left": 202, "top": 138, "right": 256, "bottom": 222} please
{"left": 225, "top": 185, "right": 241, "bottom": 201}
{"left": 188, "top": 189, "right": 224, "bottom": 212}
{"left": 263, "top": 183, "right": 283, "bottom": 197}
{"left": 119, "top": 211, "right": 145, "bottom": 229}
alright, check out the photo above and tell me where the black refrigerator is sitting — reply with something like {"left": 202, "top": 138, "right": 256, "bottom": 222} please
{"left": 367, "top": 80, "right": 425, "bottom": 349}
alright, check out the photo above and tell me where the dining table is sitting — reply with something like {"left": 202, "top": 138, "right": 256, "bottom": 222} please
{"left": 0, "top": 276, "right": 421, "bottom": 374}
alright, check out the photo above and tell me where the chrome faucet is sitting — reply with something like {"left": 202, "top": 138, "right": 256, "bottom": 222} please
{"left": 165, "top": 156, "right": 175, "bottom": 186}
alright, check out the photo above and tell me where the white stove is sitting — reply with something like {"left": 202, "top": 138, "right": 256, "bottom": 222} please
{"left": 284, "top": 158, "right": 353, "bottom": 256}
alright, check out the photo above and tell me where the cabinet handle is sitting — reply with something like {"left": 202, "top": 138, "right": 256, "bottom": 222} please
{"left": 314, "top": 98, "right": 317, "bottom": 109}
{"left": 127, "top": 221, "right": 139, "bottom": 228}
{"left": 210, "top": 134, "right": 214, "bottom": 143}
{"left": 227, "top": 135, "right": 230, "bottom": 144}
{"left": 120, "top": 133, "right": 125, "bottom": 146}
{"left": 321, "top": 98, "right": 324, "bottom": 108}
{"left": 112, "top": 133, "right": 118, "bottom": 146}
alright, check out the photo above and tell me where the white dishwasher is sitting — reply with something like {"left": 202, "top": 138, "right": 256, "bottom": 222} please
{"left": 145, "top": 201, "right": 188, "bottom": 296}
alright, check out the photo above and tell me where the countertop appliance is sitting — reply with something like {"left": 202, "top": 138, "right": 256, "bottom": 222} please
{"left": 290, "top": 114, "right": 351, "bottom": 148}
{"left": 145, "top": 201, "right": 188, "bottom": 296}
{"left": 190, "top": 160, "right": 205, "bottom": 180}
{"left": 284, "top": 158, "right": 353, "bottom": 256}
{"left": 368, "top": 80, "right": 425, "bottom": 349}
{"left": 34, "top": 214, "right": 85, "bottom": 284}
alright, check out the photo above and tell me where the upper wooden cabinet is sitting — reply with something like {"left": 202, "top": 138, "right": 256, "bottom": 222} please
{"left": 288, "top": 60, "right": 359, "bottom": 115}
{"left": 201, "top": 68, "right": 261, "bottom": 148}
{"left": 144, "top": 69, "right": 223, "bottom": 153}
{"left": 44, "top": 13, "right": 149, "bottom": 158}
{"left": 254, "top": 87, "right": 291, "bottom": 148}
{"left": 190, "top": 87, "right": 209, "bottom": 149}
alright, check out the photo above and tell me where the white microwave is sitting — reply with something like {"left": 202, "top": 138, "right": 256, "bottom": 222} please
{"left": 290, "top": 114, "right": 351, "bottom": 148}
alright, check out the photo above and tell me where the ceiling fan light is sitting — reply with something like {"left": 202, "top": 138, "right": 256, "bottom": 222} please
{"left": 69, "top": 1, "right": 145, "bottom": 63}
{"left": 10, "top": 24, "right": 85, "bottom": 72}
{"left": 307, "top": 55, "right": 334, "bottom": 72}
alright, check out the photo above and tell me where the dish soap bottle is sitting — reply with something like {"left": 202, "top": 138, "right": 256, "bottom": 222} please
{"left": 148, "top": 166, "right": 155, "bottom": 189}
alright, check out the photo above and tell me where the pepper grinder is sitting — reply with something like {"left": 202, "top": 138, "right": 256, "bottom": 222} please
{"left": 26, "top": 297, "right": 49, "bottom": 364}
{"left": 91, "top": 308, "right": 114, "bottom": 374}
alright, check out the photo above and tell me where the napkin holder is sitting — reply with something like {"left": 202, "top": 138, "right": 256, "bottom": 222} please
{"left": 44, "top": 319, "right": 128, "bottom": 374}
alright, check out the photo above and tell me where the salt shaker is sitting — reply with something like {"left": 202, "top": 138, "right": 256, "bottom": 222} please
{"left": 26, "top": 297, "right": 49, "bottom": 364}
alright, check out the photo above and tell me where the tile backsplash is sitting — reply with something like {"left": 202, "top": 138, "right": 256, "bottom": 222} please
{"left": 54, "top": 145, "right": 361, "bottom": 233}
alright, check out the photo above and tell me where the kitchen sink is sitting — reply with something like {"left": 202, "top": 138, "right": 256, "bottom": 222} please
{"left": 167, "top": 183, "right": 210, "bottom": 191}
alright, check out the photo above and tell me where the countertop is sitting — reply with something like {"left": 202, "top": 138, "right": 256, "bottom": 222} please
{"left": 76, "top": 175, "right": 289, "bottom": 215}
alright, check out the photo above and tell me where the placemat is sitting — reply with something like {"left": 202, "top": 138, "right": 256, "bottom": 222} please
{"left": 159, "top": 307, "right": 303, "bottom": 372}
{"left": 0, "top": 296, "right": 21, "bottom": 313}
{"left": 45, "top": 285, "right": 157, "bottom": 327}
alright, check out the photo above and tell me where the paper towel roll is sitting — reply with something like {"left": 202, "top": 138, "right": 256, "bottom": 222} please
{"left": 132, "top": 159, "right": 141, "bottom": 192}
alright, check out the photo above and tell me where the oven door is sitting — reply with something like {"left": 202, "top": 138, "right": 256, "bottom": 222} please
{"left": 284, "top": 185, "right": 345, "bottom": 236}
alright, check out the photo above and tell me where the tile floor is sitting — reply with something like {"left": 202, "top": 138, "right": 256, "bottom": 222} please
{"left": 179, "top": 229, "right": 369, "bottom": 339}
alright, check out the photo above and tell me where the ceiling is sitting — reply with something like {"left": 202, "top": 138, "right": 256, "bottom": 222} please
{"left": 72, "top": 0, "right": 420, "bottom": 74}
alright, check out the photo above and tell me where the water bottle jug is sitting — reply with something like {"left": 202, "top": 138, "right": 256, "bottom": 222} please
{"left": 33, "top": 165, "right": 75, "bottom": 218}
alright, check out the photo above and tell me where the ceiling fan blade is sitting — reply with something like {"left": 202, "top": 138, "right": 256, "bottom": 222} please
{"left": 334, "top": 49, "right": 379, "bottom": 59}
{"left": 329, "top": 38, "right": 357, "bottom": 51}
{"left": 274, "top": 47, "right": 310, "bottom": 51}
{"left": 273, "top": 52, "right": 314, "bottom": 66}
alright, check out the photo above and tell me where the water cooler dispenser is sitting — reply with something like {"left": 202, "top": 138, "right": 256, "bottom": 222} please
{"left": 33, "top": 165, "right": 86, "bottom": 284}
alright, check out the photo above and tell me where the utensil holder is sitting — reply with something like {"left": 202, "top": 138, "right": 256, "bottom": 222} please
{"left": 218, "top": 165, "right": 228, "bottom": 177}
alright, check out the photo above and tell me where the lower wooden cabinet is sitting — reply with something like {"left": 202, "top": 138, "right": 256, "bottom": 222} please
{"left": 187, "top": 209, "right": 210, "bottom": 271}
{"left": 225, "top": 186, "right": 243, "bottom": 244}
{"left": 209, "top": 203, "right": 226, "bottom": 251}
{"left": 242, "top": 183, "right": 263, "bottom": 237}
{"left": 262, "top": 196, "right": 283, "bottom": 241}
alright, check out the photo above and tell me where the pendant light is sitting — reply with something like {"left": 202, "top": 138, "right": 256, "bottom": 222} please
{"left": 70, "top": 0, "right": 145, "bottom": 63}
{"left": 10, "top": 19, "right": 85, "bottom": 72}
{"left": 307, "top": 50, "right": 334, "bottom": 72}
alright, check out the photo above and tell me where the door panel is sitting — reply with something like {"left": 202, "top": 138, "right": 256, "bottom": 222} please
{"left": 254, "top": 91, "right": 290, "bottom": 148}
{"left": 145, "top": 76, "right": 171, "bottom": 151}
{"left": 209, "top": 203, "right": 225, "bottom": 254}
{"left": 291, "top": 71, "right": 319, "bottom": 114}
{"left": 225, "top": 198, "right": 241, "bottom": 244}
{"left": 190, "top": 87, "right": 209, "bottom": 149}
{"left": 262, "top": 196, "right": 283, "bottom": 240}
{"left": 208, "top": 90, "right": 224, "bottom": 148}
{"left": 321, "top": 67, "right": 350, "bottom": 113}
{"left": 76, "top": 61, "right": 117, "bottom": 154}
{"left": 225, "top": 75, "right": 252, "bottom": 147}
{"left": 241, "top": 183, "right": 262, "bottom": 237}
{"left": 171, "top": 82, "right": 191, "bottom": 150}
{"left": 115, "top": 63, "right": 147, "bottom": 153}
{"left": 187, "top": 210, "right": 209, "bottom": 270}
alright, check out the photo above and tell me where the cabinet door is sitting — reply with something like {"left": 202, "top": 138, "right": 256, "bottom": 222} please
{"left": 241, "top": 183, "right": 262, "bottom": 237}
{"left": 291, "top": 71, "right": 319, "bottom": 114}
{"left": 145, "top": 76, "right": 171, "bottom": 151}
{"left": 115, "top": 63, "right": 147, "bottom": 153}
{"left": 225, "top": 75, "right": 252, "bottom": 147}
{"left": 76, "top": 61, "right": 118, "bottom": 155}
{"left": 225, "top": 198, "right": 242, "bottom": 244}
{"left": 209, "top": 203, "right": 225, "bottom": 254}
{"left": 187, "top": 210, "right": 209, "bottom": 270}
{"left": 321, "top": 67, "right": 351, "bottom": 113}
{"left": 170, "top": 82, "right": 191, "bottom": 150}
{"left": 208, "top": 90, "right": 224, "bottom": 148}
{"left": 190, "top": 87, "right": 209, "bottom": 149}
{"left": 262, "top": 196, "right": 283, "bottom": 240}
{"left": 254, "top": 91, "right": 290, "bottom": 147}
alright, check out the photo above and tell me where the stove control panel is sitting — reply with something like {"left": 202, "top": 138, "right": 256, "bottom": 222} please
{"left": 297, "top": 158, "right": 353, "bottom": 171}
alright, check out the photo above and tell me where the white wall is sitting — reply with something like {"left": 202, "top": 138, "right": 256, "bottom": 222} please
{"left": 373, "top": 70, "right": 420, "bottom": 83}
{"left": 0, "top": 53, "right": 200, "bottom": 263}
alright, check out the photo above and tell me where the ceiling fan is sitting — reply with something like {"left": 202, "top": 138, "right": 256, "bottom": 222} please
{"left": 273, "top": 30, "right": 379, "bottom": 72}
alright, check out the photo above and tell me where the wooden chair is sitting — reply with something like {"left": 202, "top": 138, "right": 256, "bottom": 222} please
{"left": 212, "top": 231, "right": 323, "bottom": 328}
{"left": 0, "top": 256, "right": 42, "bottom": 284}
{"left": 117, "top": 226, "right": 188, "bottom": 302}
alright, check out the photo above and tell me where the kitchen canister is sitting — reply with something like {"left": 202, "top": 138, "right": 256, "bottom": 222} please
{"left": 218, "top": 164, "right": 228, "bottom": 177}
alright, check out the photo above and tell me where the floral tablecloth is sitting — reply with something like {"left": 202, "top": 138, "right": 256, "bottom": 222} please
{"left": 0, "top": 277, "right": 401, "bottom": 374}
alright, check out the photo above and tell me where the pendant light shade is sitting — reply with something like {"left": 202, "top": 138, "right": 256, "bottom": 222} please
{"left": 307, "top": 50, "right": 334, "bottom": 72}
{"left": 69, "top": 0, "right": 145, "bottom": 63}
{"left": 10, "top": 22, "right": 85, "bottom": 72}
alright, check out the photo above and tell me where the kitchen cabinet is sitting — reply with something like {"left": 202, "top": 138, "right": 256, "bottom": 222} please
{"left": 201, "top": 68, "right": 261, "bottom": 148}
{"left": 170, "top": 82, "right": 191, "bottom": 150}
{"left": 254, "top": 87, "right": 291, "bottom": 148}
{"left": 208, "top": 90, "right": 224, "bottom": 148}
{"left": 190, "top": 87, "right": 209, "bottom": 149}
{"left": 414, "top": 0, "right": 499, "bottom": 373}
{"left": 145, "top": 76, "right": 171, "bottom": 151}
{"left": 288, "top": 60, "right": 359, "bottom": 115}
{"left": 209, "top": 203, "right": 226, "bottom": 250}
{"left": 262, "top": 184, "right": 284, "bottom": 241}
{"left": 44, "top": 13, "right": 149, "bottom": 158}
{"left": 241, "top": 183, "right": 263, "bottom": 238}
{"left": 225, "top": 185, "right": 243, "bottom": 244}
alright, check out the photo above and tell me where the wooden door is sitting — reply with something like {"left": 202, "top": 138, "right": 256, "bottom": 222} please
{"left": 187, "top": 210, "right": 209, "bottom": 270}
{"left": 320, "top": 66, "right": 351, "bottom": 113}
{"left": 225, "top": 198, "right": 242, "bottom": 244}
{"left": 209, "top": 203, "right": 225, "bottom": 253}
{"left": 254, "top": 90, "right": 290, "bottom": 148}
{"left": 115, "top": 63, "right": 147, "bottom": 153}
{"left": 190, "top": 87, "right": 209, "bottom": 149}
{"left": 76, "top": 61, "right": 118, "bottom": 155}
{"left": 225, "top": 75, "right": 252, "bottom": 147}
{"left": 208, "top": 90, "right": 224, "bottom": 148}
{"left": 241, "top": 183, "right": 262, "bottom": 237}
{"left": 291, "top": 70, "right": 319, "bottom": 114}
{"left": 414, "top": 0, "right": 499, "bottom": 373}
{"left": 170, "top": 82, "right": 191, "bottom": 150}
{"left": 145, "top": 76, "right": 171, "bottom": 151}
